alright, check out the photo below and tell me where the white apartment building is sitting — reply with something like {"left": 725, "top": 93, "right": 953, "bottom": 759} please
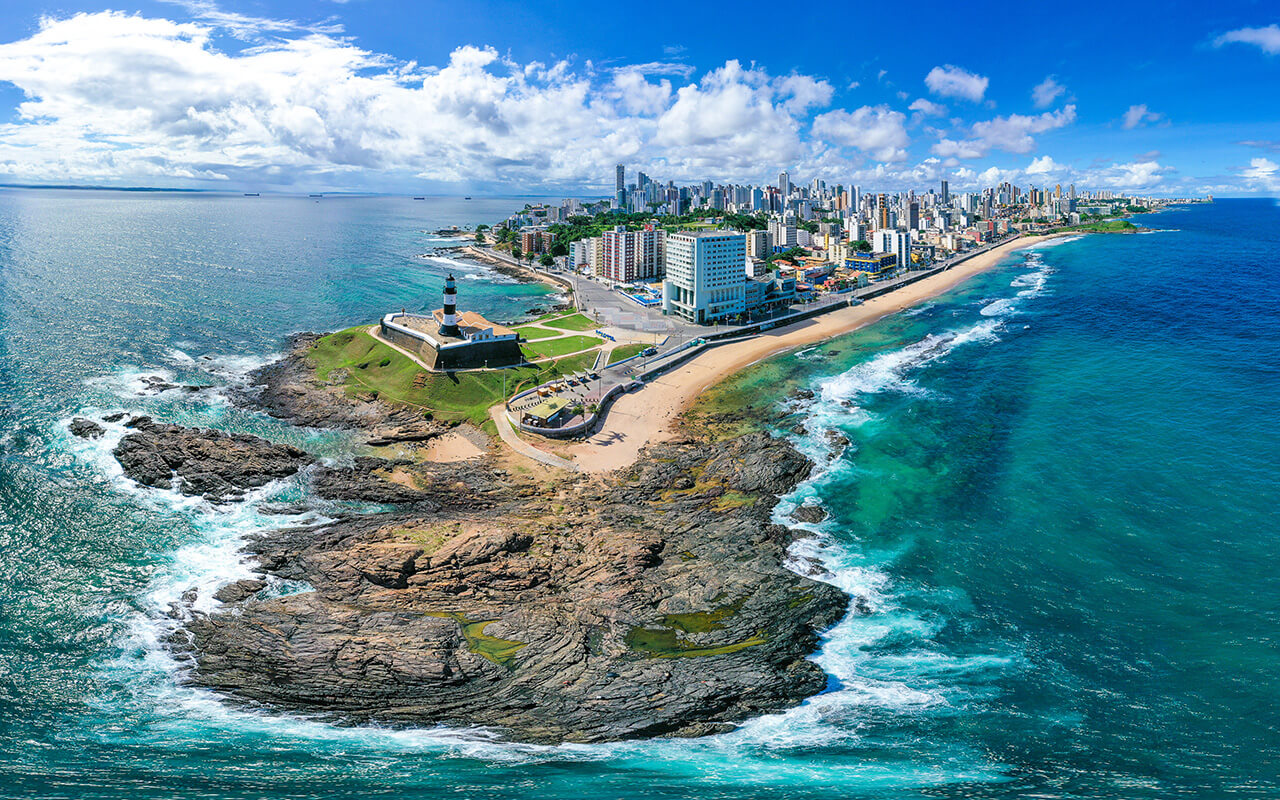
{"left": 767, "top": 219, "right": 797, "bottom": 251}
{"left": 663, "top": 231, "right": 746, "bottom": 324}
{"left": 872, "top": 229, "right": 912, "bottom": 270}
{"left": 745, "top": 229, "right": 770, "bottom": 260}
{"left": 568, "top": 238, "right": 596, "bottom": 270}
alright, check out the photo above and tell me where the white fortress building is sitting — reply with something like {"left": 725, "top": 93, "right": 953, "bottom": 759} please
{"left": 662, "top": 231, "right": 747, "bottom": 324}
{"left": 379, "top": 274, "right": 521, "bottom": 370}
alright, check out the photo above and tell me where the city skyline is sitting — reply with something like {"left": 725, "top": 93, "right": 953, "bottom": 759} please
{"left": 0, "top": 0, "right": 1276, "bottom": 196}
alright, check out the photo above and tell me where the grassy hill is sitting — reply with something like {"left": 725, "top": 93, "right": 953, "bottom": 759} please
{"left": 307, "top": 327, "right": 596, "bottom": 426}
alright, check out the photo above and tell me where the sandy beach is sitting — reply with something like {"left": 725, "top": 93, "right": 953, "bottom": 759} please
{"left": 558, "top": 233, "right": 1069, "bottom": 473}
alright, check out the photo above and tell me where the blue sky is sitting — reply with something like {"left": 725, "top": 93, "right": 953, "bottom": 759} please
{"left": 0, "top": 0, "right": 1276, "bottom": 195}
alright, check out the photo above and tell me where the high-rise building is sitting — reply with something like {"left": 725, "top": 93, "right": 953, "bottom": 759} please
{"left": 908, "top": 201, "right": 920, "bottom": 231}
{"left": 600, "top": 225, "right": 664, "bottom": 283}
{"left": 745, "top": 229, "right": 770, "bottom": 259}
{"left": 568, "top": 238, "right": 596, "bottom": 269}
{"left": 614, "top": 164, "right": 625, "bottom": 208}
{"left": 778, "top": 171, "right": 791, "bottom": 197}
{"left": 872, "top": 229, "right": 911, "bottom": 269}
{"left": 767, "top": 218, "right": 797, "bottom": 250}
{"left": 940, "top": 179, "right": 950, "bottom": 205}
{"left": 663, "top": 231, "right": 747, "bottom": 324}
{"left": 877, "top": 194, "right": 890, "bottom": 230}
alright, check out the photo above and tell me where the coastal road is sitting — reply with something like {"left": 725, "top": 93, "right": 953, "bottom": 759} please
{"left": 489, "top": 405, "right": 579, "bottom": 471}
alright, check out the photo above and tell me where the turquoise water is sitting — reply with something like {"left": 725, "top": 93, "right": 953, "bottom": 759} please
{"left": 1, "top": 193, "right": 1278, "bottom": 798}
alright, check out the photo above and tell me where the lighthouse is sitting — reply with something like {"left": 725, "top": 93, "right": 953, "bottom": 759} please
{"left": 437, "top": 274, "right": 461, "bottom": 337}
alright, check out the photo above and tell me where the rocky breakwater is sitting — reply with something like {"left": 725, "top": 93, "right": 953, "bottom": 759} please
{"left": 173, "top": 429, "right": 848, "bottom": 744}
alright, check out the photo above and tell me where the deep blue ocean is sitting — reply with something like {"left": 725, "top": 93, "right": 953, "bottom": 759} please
{"left": 0, "top": 191, "right": 1277, "bottom": 799}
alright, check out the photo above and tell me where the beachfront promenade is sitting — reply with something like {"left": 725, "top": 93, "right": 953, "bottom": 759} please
{"left": 486, "top": 232, "right": 1023, "bottom": 464}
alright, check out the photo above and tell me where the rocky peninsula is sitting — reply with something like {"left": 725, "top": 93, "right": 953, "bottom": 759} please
{"left": 79, "top": 334, "right": 850, "bottom": 744}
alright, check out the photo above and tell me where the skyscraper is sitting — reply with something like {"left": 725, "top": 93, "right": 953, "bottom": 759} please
{"left": 778, "top": 171, "right": 791, "bottom": 197}
{"left": 940, "top": 179, "right": 950, "bottom": 205}
{"left": 614, "top": 164, "right": 625, "bottom": 208}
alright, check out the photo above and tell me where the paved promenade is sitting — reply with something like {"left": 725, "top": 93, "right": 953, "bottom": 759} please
{"left": 489, "top": 404, "right": 578, "bottom": 471}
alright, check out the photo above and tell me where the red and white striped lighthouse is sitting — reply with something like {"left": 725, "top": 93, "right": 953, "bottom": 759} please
{"left": 438, "top": 274, "right": 461, "bottom": 337}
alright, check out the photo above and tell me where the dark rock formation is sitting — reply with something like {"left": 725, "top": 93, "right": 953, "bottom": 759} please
{"left": 139, "top": 375, "right": 214, "bottom": 394}
{"left": 310, "top": 456, "right": 503, "bottom": 509}
{"left": 790, "top": 504, "right": 829, "bottom": 524}
{"left": 182, "top": 431, "right": 848, "bottom": 745}
{"left": 112, "top": 416, "right": 313, "bottom": 501}
{"left": 69, "top": 418, "right": 105, "bottom": 439}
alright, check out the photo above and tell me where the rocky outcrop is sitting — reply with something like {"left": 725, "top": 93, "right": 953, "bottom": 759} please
{"left": 178, "top": 431, "right": 848, "bottom": 744}
{"left": 69, "top": 418, "right": 105, "bottom": 439}
{"left": 790, "top": 504, "right": 829, "bottom": 524}
{"left": 112, "top": 416, "right": 313, "bottom": 501}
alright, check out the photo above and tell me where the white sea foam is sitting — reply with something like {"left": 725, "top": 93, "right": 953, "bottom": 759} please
{"left": 1023, "top": 234, "right": 1083, "bottom": 250}
{"left": 420, "top": 253, "right": 519, "bottom": 284}
{"left": 722, "top": 308, "right": 1029, "bottom": 752}
{"left": 980, "top": 298, "right": 1017, "bottom": 317}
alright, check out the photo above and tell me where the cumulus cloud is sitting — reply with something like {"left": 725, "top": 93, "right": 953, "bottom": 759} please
{"left": 811, "top": 105, "right": 910, "bottom": 162}
{"left": 909, "top": 98, "right": 946, "bottom": 116}
{"left": 1241, "top": 157, "right": 1280, "bottom": 191}
{"left": 1214, "top": 24, "right": 1280, "bottom": 55}
{"left": 1121, "top": 104, "right": 1162, "bottom": 129}
{"left": 1096, "top": 160, "right": 1170, "bottom": 189}
{"left": 1031, "top": 76, "right": 1066, "bottom": 108}
{"left": 0, "top": 12, "right": 848, "bottom": 188}
{"left": 924, "top": 65, "right": 989, "bottom": 102}
{"left": 1026, "top": 155, "right": 1064, "bottom": 174}
{"left": 931, "top": 106, "right": 1077, "bottom": 158}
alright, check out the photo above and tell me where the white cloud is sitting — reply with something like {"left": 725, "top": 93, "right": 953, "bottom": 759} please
{"left": 1121, "top": 104, "right": 1162, "bottom": 129}
{"left": 1026, "top": 155, "right": 1063, "bottom": 174}
{"left": 615, "top": 61, "right": 695, "bottom": 78}
{"left": 0, "top": 12, "right": 846, "bottom": 188}
{"left": 924, "top": 64, "right": 989, "bottom": 102}
{"left": 1031, "top": 76, "right": 1066, "bottom": 108}
{"left": 1241, "top": 157, "right": 1280, "bottom": 191}
{"left": 908, "top": 98, "right": 946, "bottom": 117}
{"left": 652, "top": 61, "right": 813, "bottom": 177}
{"left": 1214, "top": 24, "right": 1280, "bottom": 55}
{"left": 610, "top": 70, "right": 672, "bottom": 116}
{"left": 811, "top": 105, "right": 910, "bottom": 162}
{"left": 931, "top": 105, "right": 1077, "bottom": 158}
{"left": 1096, "top": 160, "right": 1170, "bottom": 189}
{"left": 773, "top": 73, "right": 835, "bottom": 115}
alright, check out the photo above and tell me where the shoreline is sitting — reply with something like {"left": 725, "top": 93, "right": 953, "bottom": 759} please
{"left": 560, "top": 232, "right": 1073, "bottom": 473}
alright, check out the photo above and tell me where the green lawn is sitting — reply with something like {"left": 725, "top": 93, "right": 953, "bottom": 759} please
{"left": 1062, "top": 219, "right": 1138, "bottom": 233}
{"left": 513, "top": 325, "right": 561, "bottom": 340}
{"left": 521, "top": 334, "right": 601, "bottom": 360}
{"left": 607, "top": 343, "right": 648, "bottom": 365}
{"left": 543, "top": 313, "right": 598, "bottom": 332}
{"left": 307, "top": 327, "right": 597, "bottom": 426}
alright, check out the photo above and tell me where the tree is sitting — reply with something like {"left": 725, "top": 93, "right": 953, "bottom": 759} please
{"left": 511, "top": 246, "right": 523, "bottom": 260}
{"left": 550, "top": 241, "right": 568, "bottom": 257}
{"left": 475, "top": 231, "right": 486, "bottom": 244}
{"left": 539, "top": 254, "right": 554, "bottom": 267}
{"left": 476, "top": 223, "right": 490, "bottom": 231}
{"left": 853, "top": 239, "right": 872, "bottom": 252}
